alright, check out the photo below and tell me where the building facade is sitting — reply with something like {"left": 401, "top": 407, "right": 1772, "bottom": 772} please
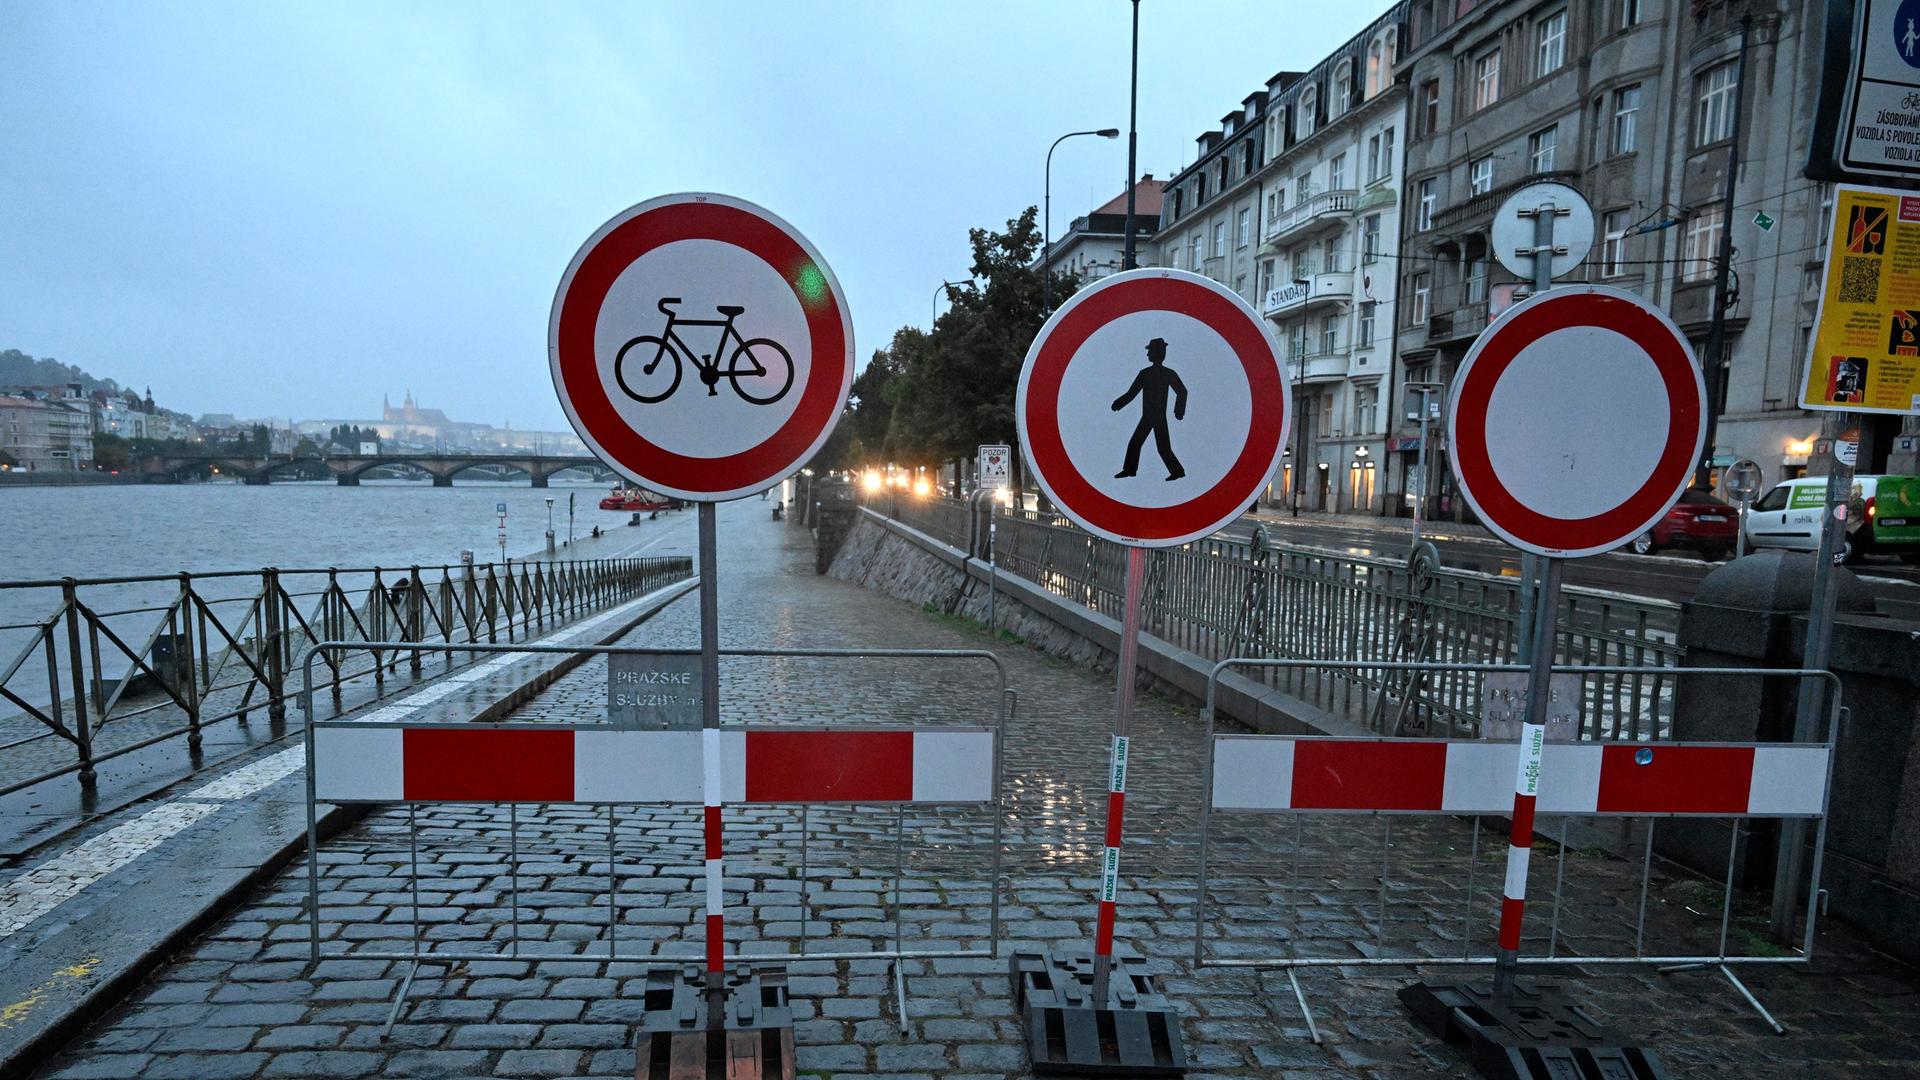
{"left": 1394, "top": 0, "right": 1899, "bottom": 516}
{"left": 1040, "top": 175, "right": 1164, "bottom": 286}
{"left": 0, "top": 395, "right": 94, "bottom": 470}
{"left": 1255, "top": 6, "right": 1408, "bottom": 512}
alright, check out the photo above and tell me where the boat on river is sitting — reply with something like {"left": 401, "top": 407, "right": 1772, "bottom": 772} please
{"left": 598, "top": 486, "right": 679, "bottom": 512}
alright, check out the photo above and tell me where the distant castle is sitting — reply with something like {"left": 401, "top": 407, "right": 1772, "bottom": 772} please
{"left": 383, "top": 390, "right": 454, "bottom": 429}
{"left": 294, "top": 390, "right": 581, "bottom": 454}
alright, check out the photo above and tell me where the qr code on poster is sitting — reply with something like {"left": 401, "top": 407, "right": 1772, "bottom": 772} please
{"left": 1840, "top": 256, "right": 1881, "bottom": 304}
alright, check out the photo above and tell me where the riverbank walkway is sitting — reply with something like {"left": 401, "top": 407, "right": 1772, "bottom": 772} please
{"left": 17, "top": 499, "right": 1920, "bottom": 1079}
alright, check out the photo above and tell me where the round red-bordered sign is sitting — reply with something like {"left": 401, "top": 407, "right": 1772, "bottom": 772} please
{"left": 548, "top": 193, "right": 853, "bottom": 502}
{"left": 1447, "top": 284, "right": 1706, "bottom": 558}
{"left": 1017, "top": 268, "right": 1290, "bottom": 547}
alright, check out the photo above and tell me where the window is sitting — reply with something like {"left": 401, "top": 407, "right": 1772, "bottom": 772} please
{"left": 1619, "top": 0, "right": 1641, "bottom": 30}
{"left": 1367, "top": 135, "right": 1382, "bottom": 182}
{"left": 1535, "top": 10, "right": 1566, "bottom": 77}
{"left": 1336, "top": 68, "right": 1353, "bottom": 115}
{"left": 1682, "top": 205, "right": 1725, "bottom": 281}
{"left": 1466, "top": 254, "right": 1487, "bottom": 303}
{"left": 1330, "top": 152, "right": 1347, "bottom": 189}
{"left": 1602, "top": 209, "right": 1631, "bottom": 277}
{"left": 1362, "top": 214, "right": 1382, "bottom": 263}
{"left": 1212, "top": 220, "right": 1227, "bottom": 257}
{"left": 1275, "top": 187, "right": 1286, "bottom": 213}
{"left": 1418, "top": 79, "right": 1441, "bottom": 136}
{"left": 1321, "top": 314, "right": 1340, "bottom": 354}
{"left": 1355, "top": 385, "right": 1379, "bottom": 433}
{"left": 1189, "top": 234, "right": 1202, "bottom": 267}
{"left": 1696, "top": 62, "right": 1738, "bottom": 146}
{"left": 1386, "top": 27, "right": 1399, "bottom": 66}
{"left": 1474, "top": 49, "right": 1501, "bottom": 111}
{"left": 1368, "top": 41, "right": 1384, "bottom": 97}
{"left": 1197, "top": 175, "right": 1207, "bottom": 203}
{"left": 1321, "top": 236, "right": 1339, "bottom": 273}
{"left": 1295, "top": 171, "right": 1312, "bottom": 202}
{"left": 1408, "top": 273, "right": 1431, "bottom": 325}
{"left": 1244, "top": 142, "right": 1256, "bottom": 174}
{"left": 1470, "top": 155, "right": 1493, "bottom": 195}
{"left": 1358, "top": 301, "right": 1377, "bottom": 347}
{"left": 1288, "top": 322, "right": 1308, "bottom": 358}
{"left": 1291, "top": 252, "right": 1308, "bottom": 280}
{"left": 1379, "top": 127, "right": 1395, "bottom": 178}
{"left": 1529, "top": 125, "right": 1557, "bottom": 173}
{"left": 1260, "top": 257, "right": 1275, "bottom": 293}
{"left": 1237, "top": 208, "right": 1251, "bottom": 248}
{"left": 1300, "top": 87, "right": 1318, "bottom": 136}
{"left": 1235, "top": 274, "right": 1248, "bottom": 296}
{"left": 1611, "top": 84, "right": 1642, "bottom": 155}
{"left": 1417, "top": 178, "right": 1436, "bottom": 230}
{"left": 1266, "top": 190, "right": 1279, "bottom": 220}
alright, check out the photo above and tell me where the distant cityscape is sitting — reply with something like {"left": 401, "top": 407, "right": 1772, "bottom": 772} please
{"left": 0, "top": 349, "right": 585, "bottom": 474}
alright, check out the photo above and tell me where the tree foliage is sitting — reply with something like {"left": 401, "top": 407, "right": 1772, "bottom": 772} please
{"left": 806, "top": 207, "right": 1076, "bottom": 476}
{"left": 0, "top": 348, "right": 120, "bottom": 395}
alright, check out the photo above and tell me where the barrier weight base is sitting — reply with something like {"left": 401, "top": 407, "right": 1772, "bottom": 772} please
{"left": 635, "top": 965, "right": 795, "bottom": 1080}
{"left": 1011, "top": 950, "right": 1187, "bottom": 1076}
{"left": 1398, "top": 980, "right": 1670, "bottom": 1080}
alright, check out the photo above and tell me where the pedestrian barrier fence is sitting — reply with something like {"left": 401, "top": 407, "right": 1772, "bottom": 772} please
{"left": 0, "top": 555, "right": 689, "bottom": 796}
{"left": 299, "top": 640, "right": 1010, "bottom": 1035}
{"left": 1192, "top": 658, "right": 1840, "bottom": 1042}
{"left": 864, "top": 495, "right": 1682, "bottom": 741}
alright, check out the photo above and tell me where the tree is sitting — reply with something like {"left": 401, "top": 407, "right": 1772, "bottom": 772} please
{"left": 93, "top": 432, "right": 129, "bottom": 470}
{"left": 295, "top": 437, "right": 320, "bottom": 457}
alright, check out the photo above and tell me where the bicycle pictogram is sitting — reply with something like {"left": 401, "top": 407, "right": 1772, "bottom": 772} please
{"left": 614, "top": 298, "right": 795, "bottom": 405}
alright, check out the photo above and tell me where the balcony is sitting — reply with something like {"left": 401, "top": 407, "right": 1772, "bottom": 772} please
{"left": 1263, "top": 271, "right": 1353, "bottom": 316}
{"left": 1425, "top": 303, "right": 1488, "bottom": 345}
{"left": 1285, "top": 351, "right": 1349, "bottom": 383}
{"left": 1430, "top": 170, "right": 1576, "bottom": 235}
{"left": 1264, "top": 188, "right": 1356, "bottom": 245}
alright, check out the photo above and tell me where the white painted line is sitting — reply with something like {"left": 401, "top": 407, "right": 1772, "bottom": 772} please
{"left": 0, "top": 575, "right": 692, "bottom": 944}
{"left": 0, "top": 801, "right": 221, "bottom": 939}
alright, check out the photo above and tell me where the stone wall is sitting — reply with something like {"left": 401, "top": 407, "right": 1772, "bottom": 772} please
{"left": 829, "top": 508, "right": 1359, "bottom": 737}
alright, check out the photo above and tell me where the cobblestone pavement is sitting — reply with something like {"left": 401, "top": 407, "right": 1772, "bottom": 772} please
{"left": 30, "top": 499, "right": 1920, "bottom": 1079}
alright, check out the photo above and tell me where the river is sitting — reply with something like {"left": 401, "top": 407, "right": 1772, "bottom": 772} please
{"left": 0, "top": 477, "right": 702, "bottom": 711}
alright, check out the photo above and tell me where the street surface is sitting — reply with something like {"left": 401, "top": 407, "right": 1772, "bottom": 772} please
{"left": 20, "top": 499, "right": 1920, "bottom": 1079}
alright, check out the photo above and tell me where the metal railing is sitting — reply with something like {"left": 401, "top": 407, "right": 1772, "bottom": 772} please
{"left": 0, "top": 555, "right": 693, "bottom": 795}
{"left": 865, "top": 495, "right": 1680, "bottom": 741}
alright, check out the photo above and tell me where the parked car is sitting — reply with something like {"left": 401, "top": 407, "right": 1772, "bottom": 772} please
{"left": 1627, "top": 488, "right": 1737, "bottom": 558}
{"left": 1742, "top": 474, "right": 1920, "bottom": 563}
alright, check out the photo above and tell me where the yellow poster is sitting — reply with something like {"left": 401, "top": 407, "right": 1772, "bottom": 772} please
{"left": 1801, "top": 184, "right": 1920, "bottom": 414}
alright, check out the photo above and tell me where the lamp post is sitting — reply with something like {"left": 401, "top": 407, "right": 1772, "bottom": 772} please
{"left": 932, "top": 279, "right": 965, "bottom": 326}
{"left": 544, "top": 496, "right": 556, "bottom": 557}
{"left": 1043, "top": 129, "right": 1120, "bottom": 309}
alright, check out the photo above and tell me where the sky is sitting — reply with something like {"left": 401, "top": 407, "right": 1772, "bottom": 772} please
{"left": 1, "top": 1, "right": 1371, "bottom": 431}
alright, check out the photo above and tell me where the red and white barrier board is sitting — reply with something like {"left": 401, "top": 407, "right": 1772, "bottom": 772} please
{"left": 312, "top": 724, "right": 995, "bottom": 805}
{"left": 1209, "top": 736, "right": 1828, "bottom": 817}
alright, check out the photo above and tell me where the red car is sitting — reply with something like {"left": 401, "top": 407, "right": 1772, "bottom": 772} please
{"left": 1627, "top": 488, "right": 1737, "bottom": 558}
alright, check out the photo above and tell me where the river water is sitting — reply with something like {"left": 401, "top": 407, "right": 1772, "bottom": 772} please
{"left": 0, "top": 477, "right": 695, "bottom": 709}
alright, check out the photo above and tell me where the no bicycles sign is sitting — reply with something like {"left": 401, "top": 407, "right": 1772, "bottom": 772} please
{"left": 549, "top": 193, "right": 855, "bottom": 502}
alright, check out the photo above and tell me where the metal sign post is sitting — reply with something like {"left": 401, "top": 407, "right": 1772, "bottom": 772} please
{"left": 696, "top": 502, "right": 724, "bottom": 1012}
{"left": 1725, "top": 459, "right": 1763, "bottom": 558}
{"left": 1404, "top": 382, "right": 1444, "bottom": 552}
{"left": 1013, "top": 266, "right": 1290, "bottom": 1075}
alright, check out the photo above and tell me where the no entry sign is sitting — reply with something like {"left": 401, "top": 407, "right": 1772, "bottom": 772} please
{"left": 549, "top": 193, "right": 854, "bottom": 502}
{"left": 1017, "top": 268, "right": 1290, "bottom": 547}
{"left": 1448, "top": 285, "right": 1706, "bottom": 558}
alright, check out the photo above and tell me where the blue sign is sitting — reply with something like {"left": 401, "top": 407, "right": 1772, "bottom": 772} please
{"left": 1897, "top": 0, "right": 1920, "bottom": 69}
{"left": 496, "top": 502, "right": 507, "bottom": 514}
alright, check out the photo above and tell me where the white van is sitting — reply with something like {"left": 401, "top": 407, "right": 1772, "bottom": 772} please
{"left": 1742, "top": 474, "right": 1920, "bottom": 563}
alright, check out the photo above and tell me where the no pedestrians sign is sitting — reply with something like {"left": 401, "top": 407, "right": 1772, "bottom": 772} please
{"left": 1017, "top": 268, "right": 1290, "bottom": 547}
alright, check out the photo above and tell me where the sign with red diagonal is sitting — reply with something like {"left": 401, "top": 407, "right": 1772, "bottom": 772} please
{"left": 1447, "top": 285, "right": 1706, "bottom": 558}
{"left": 548, "top": 192, "right": 854, "bottom": 502}
{"left": 1017, "top": 268, "right": 1291, "bottom": 547}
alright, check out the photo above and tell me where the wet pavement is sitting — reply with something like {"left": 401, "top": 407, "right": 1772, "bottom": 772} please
{"left": 24, "top": 498, "right": 1920, "bottom": 1079}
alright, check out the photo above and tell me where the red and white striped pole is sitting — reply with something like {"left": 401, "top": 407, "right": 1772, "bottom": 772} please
{"left": 1492, "top": 555, "right": 1562, "bottom": 1005}
{"left": 1092, "top": 546, "right": 1147, "bottom": 1002}
{"left": 696, "top": 503, "right": 726, "bottom": 1009}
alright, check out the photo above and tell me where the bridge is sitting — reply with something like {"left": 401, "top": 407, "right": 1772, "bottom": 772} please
{"left": 133, "top": 451, "right": 619, "bottom": 487}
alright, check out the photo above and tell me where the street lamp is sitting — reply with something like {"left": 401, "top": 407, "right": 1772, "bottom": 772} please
{"left": 932, "top": 279, "right": 966, "bottom": 326}
{"left": 544, "top": 496, "right": 556, "bottom": 557}
{"left": 1043, "top": 128, "right": 1121, "bottom": 310}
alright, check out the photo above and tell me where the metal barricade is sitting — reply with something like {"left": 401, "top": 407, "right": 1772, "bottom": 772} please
{"left": 297, "top": 641, "right": 1012, "bottom": 1035}
{"left": 1192, "top": 658, "right": 1841, "bottom": 1043}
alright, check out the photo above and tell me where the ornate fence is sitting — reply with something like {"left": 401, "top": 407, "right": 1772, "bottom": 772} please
{"left": 0, "top": 555, "right": 693, "bottom": 795}
{"left": 867, "top": 496, "right": 1680, "bottom": 741}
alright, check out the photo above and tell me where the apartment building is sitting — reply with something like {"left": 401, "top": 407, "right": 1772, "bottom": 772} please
{"left": 1394, "top": 0, "right": 1885, "bottom": 515}
{"left": 0, "top": 395, "right": 94, "bottom": 470}
{"left": 1255, "top": 6, "right": 1408, "bottom": 513}
{"left": 1040, "top": 175, "right": 1165, "bottom": 287}
{"left": 1158, "top": 93, "right": 1273, "bottom": 302}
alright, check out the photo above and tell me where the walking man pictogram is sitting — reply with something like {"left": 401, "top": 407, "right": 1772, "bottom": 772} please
{"left": 1905, "top": 16, "right": 1918, "bottom": 58}
{"left": 1112, "top": 337, "right": 1188, "bottom": 480}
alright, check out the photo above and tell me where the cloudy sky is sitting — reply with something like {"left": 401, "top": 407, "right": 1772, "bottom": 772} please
{"left": 2, "top": 1, "right": 1368, "bottom": 430}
